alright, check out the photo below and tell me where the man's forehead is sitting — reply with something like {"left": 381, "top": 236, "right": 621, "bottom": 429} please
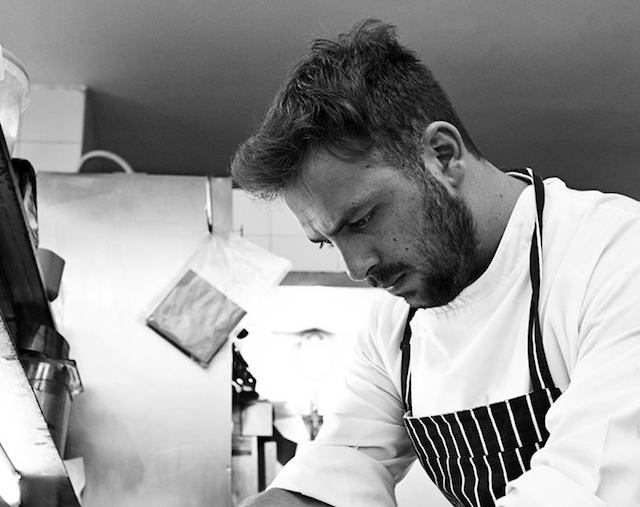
{"left": 284, "top": 153, "right": 345, "bottom": 206}
{"left": 282, "top": 157, "right": 361, "bottom": 234}
{"left": 283, "top": 154, "right": 401, "bottom": 241}
{"left": 293, "top": 149, "right": 383, "bottom": 192}
{"left": 282, "top": 176, "right": 337, "bottom": 231}
{"left": 288, "top": 149, "right": 404, "bottom": 203}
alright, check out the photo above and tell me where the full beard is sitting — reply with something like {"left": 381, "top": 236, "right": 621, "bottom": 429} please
{"left": 415, "top": 171, "right": 479, "bottom": 307}
{"left": 372, "top": 169, "right": 480, "bottom": 309}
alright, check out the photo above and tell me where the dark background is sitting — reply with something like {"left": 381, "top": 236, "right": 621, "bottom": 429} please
{"left": 2, "top": 1, "right": 639, "bottom": 197}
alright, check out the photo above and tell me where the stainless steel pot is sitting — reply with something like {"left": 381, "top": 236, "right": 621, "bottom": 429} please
{"left": 19, "top": 355, "right": 82, "bottom": 457}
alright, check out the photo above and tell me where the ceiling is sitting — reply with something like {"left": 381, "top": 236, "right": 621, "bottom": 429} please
{"left": 1, "top": 0, "right": 639, "bottom": 196}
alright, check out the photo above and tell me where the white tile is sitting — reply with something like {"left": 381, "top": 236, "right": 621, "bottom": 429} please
{"left": 232, "top": 189, "right": 271, "bottom": 235}
{"left": 19, "top": 85, "right": 86, "bottom": 143}
{"left": 270, "top": 198, "right": 304, "bottom": 234}
{"left": 271, "top": 234, "right": 340, "bottom": 271}
{"left": 18, "top": 142, "right": 82, "bottom": 173}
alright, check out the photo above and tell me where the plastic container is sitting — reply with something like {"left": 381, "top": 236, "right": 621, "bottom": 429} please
{"left": 0, "top": 46, "right": 30, "bottom": 155}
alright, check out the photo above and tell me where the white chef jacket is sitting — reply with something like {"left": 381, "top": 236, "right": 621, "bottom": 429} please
{"left": 270, "top": 177, "right": 640, "bottom": 507}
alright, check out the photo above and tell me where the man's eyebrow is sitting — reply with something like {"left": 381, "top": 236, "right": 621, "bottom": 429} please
{"left": 306, "top": 200, "right": 370, "bottom": 243}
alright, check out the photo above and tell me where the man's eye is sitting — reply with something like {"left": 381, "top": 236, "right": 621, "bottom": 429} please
{"left": 317, "top": 240, "right": 334, "bottom": 249}
{"left": 349, "top": 212, "right": 373, "bottom": 231}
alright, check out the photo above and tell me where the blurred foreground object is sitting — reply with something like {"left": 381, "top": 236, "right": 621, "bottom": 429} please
{"left": 0, "top": 46, "right": 30, "bottom": 155}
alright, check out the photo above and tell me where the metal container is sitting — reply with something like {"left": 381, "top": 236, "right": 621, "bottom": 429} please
{"left": 18, "top": 324, "right": 83, "bottom": 457}
{"left": 19, "top": 355, "right": 82, "bottom": 457}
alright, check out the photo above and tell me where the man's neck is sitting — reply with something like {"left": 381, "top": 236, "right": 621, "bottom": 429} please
{"left": 465, "top": 161, "right": 530, "bottom": 277}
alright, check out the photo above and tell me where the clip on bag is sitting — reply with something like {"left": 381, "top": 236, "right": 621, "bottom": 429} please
{"left": 147, "top": 233, "right": 291, "bottom": 367}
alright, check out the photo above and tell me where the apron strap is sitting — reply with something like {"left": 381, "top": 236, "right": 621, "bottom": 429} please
{"left": 400, "top": 307, "right": 417, "bottom": 412}
{"left": 506, "top": 169, "right": 554, "bottom": 391}
{"left": 527, "top": 170, "right": 555, "bottom": 391}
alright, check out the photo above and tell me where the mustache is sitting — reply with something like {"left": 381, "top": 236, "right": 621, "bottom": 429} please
{"left": 366, "top": 262, "right": 410, "bottom": 288}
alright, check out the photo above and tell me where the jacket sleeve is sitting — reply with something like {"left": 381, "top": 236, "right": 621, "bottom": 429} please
{"left": 498, "top": 218, "right": 640, "bottom": 507}
{"left": 270, "top": 299, "right": 416, "bottom": 507}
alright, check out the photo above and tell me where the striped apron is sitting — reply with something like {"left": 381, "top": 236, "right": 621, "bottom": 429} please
{"left": 400, "top": 169, "right": 562, "bottom": 507}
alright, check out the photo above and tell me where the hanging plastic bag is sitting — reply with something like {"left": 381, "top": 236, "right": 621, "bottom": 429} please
{"left": 147, "top": 233, "right": 291, "bottom": 366}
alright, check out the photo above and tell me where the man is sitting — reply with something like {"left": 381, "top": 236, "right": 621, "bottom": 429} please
{"left": 231, "top": 19, "right": 640, "bottom": 507}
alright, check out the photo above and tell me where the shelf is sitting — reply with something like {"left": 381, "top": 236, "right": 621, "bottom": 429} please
{"left": 0, "top": 125, "right": 79, "bottom": 507}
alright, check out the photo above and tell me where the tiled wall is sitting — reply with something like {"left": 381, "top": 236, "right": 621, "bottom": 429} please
{"left": 233, "top": 189, "right": 343, "bottom": 272}
{"left": 15, "top": 85, "right": 86, "bottom": 173}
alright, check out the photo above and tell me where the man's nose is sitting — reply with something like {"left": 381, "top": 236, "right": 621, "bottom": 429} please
{"left": 337, "top": 240, "right": 379, "bottom": 282}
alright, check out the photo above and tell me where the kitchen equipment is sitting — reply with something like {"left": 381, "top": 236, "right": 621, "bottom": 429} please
{"left": 18, "top": 324, "right": 82, "bottom": 458}
{"left": 232, "top": 341, "right": 259, "bottom": 403}
{"left": 0, "top": 46, "right": 30, "bottom": 155}
{"left": 19, "top": 355, "right": 82, "bottom": 457}
{"left": 19, "top": 324, "right": 70, "bottom": 359}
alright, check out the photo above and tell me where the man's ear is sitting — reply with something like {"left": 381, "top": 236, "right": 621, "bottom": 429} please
{"left": 422, "top": 121, "right": 465, "bottom": 177}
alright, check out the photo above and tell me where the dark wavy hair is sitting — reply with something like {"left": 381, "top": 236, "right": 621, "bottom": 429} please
{"left": 231, "top": 18, "right": 482, "bottom": 199}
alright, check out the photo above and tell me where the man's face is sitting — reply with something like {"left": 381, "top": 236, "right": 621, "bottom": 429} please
{"left": 283, "top": 151, "right": 479, "bottom": 308}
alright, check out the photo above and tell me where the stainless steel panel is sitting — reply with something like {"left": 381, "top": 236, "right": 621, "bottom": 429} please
{"left": 37, "top": 173, "right": 231, "bottom": 507}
